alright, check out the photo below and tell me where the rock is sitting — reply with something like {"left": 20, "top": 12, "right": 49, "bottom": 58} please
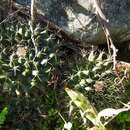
{"left": 16, "top": 0, "right": 31, "bottom": 5}
{"left": 0, "top": 0, "right": 10, "bottom": 21}
{"left": 16, "top": 0, "right": 130, "bottom": 45}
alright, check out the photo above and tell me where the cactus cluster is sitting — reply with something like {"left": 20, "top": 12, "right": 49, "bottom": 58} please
{"left": 66, "top": 50, "right": 128, "bottom": 110}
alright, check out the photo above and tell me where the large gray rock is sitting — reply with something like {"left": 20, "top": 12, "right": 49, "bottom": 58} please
{"left": 16, "top": 0, "right": 31, "bottom": 5}
{"left": 17, "top": 0, "right": 130, "bottom": 44}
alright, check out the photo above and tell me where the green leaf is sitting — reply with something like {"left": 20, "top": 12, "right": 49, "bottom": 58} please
{"left": 65, "top": 87, "right": 106, "bottom": 130}
{"left": 65, "top": 87, "right": 97, "bottom": 124}
{"left": 0, "top": 107, "right": 8, "bottom": 128}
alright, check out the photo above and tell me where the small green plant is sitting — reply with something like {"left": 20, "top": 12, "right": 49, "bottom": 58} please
{"left": 0, "top": 22, "right": 60, "bottom": 94}
{"left": 116, "top": 111, "right": 130, "bottom": 123}
{"left": 66, "top": 50, "right": 128, "bottom": 110}
{"left": 0, "top": 21, "right": 62, "bottom": 130}
{"left": 111, "top": 111, "right": 130, "bottom": 130}
{"left": 0, "top": 107, "right": 8, "bottom": 128}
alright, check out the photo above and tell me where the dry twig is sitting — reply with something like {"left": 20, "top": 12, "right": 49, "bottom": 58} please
{"left": 30, "top": 0, "right": 38, "bottom": 55}
{"left": 93, "top": 0, "right": 118, "bottom": 69}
